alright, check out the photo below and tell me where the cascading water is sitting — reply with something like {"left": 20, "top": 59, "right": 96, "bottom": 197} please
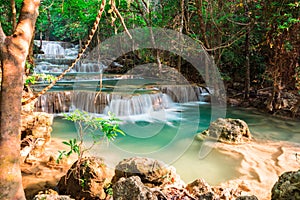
{"left": 103, "top": 93, "right": 174, "bottom": 116}
{"left": 34, "top": 40, "right": 79, "bottom": 73}
{"left": 33, "top": 41, "right": 210, "bottom": 116}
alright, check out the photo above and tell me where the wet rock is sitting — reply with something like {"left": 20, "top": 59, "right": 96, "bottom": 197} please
{"left": 197, "top": 118, "right": 252, "bottom": 144}
{"left": 112, "top": 157, "right": 183, "bottom": 187}
{"left": 113, "top": 176, "right": 157, "bottom": 200}
{"left": 271, "top": 169, "right": 300, "bottom": 200}
{"left": 57, "top": 157, "right": 109, "bottom": 200}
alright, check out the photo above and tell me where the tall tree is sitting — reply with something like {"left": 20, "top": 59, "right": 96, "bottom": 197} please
{"left": 0, "top": 0, "right": 40, "bottom": 199}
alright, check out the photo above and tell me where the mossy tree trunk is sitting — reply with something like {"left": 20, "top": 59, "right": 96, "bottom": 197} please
{"left": 0, "top": 0, "right": 40, "bottom": 199}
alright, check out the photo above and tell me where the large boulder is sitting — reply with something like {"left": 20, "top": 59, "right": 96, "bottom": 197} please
{"left": 271, "top": 169, "right": 300, "bottom": 199}
{"left": 57, "top": 157, "right": 110, "bottom": 200}
{"left": 197, "top": 118, "right": 252, "bottom": 144}
{"left": 113, "top": 176, "right": 157, "bottom": 200}
{"left": 111, "top": 157, "right": 183, "bottom": 187}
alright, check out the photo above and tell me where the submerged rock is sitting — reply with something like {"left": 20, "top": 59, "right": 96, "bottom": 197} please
{"left": 197, "top": 118, "right": 252, "bottom": 144}
{"left": 57, "top": 157, "right": 109, "bottom": 200}
{"left": 112, "top": 157, "right": 183, "bottom": 187}
{"left": 271, "top": 169, "right": 300, "bottom": 199}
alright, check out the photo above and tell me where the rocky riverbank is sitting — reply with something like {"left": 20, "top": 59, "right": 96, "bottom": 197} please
{"left": 20, "top": 94, "right": 300, "bottom": 199}
{"left": 24, "top": 137, "right": 300, "bottom": 200}
{"left": 227, "top": 89, "right": 300, "bottom": 119}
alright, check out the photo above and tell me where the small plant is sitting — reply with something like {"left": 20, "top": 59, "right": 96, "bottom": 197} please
{"left": 57, "top": 139, "right": 80, "bottom": 163}
{"left": 56, "top": 109, "right": 125, "bottom": 163}
{"left": 79, "top": 178, "right": 86, "bottom": 188}
{"left": 104, "top": 183, "right": 113, "bottom": 196}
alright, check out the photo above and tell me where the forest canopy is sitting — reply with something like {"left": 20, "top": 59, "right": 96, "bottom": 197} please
{"left": 1, "top": 0, "right": 299, "bottom": 108}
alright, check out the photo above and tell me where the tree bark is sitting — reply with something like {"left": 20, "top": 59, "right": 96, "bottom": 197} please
{"left": 195, "top": 0, "right": 211, "bottom": 82}
{"left": 244, "top": 0, "right": 250, "bottom": 99}
{"left": 10, "top": 0, "right": 17, "bottom": 32}
{"left": 0, "top": 0, "right": 40, "bottom": 199}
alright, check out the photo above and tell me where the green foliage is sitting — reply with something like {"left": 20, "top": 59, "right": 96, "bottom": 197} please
{"left": 36, "top": 0, "right": 103, "bottom": 41}
{"left": 79, "top": 178, "right": 86, "bottom": 188}
{"left": 56, "top": 109, "right": 124, "bottom": 163}
{"left": 105, "top": 183, "right": 113, "bottom": 195}
{"left": 0, "top": 0, "right": 23, "bottom": 35}
{"left": 57, "top": 139, "right": 80, "bottom": 161}
{"left": 1, "top": 0, "right": 297, "bottom": 97}
{"left": 25, "top": 73, "right": 57, "bottom": 86}
{"left": 64, "top": 109, "right": 124, "bottom": 141}
{"left": 25, "top": 61, "right": 35, "bottom": 74}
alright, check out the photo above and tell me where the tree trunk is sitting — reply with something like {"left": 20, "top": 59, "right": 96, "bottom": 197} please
{"left": 0, "top": 0, "right": 40, "bottom": 199}
{"left": 195, "top": 0, "right": 211, "bottom": 82}
{"left": 177, "top": 0, "right": 185, "bottom": 72}
{"left": 244, "top": 31, "right": 250, "bottom": 99}
{"left": 244, "top": 0, "right": 250, "bottom": 99}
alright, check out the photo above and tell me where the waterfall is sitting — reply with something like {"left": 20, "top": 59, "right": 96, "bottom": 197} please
{"left": 34, "top": 86, "right": 210, "bottom": 114}
{"left": 34, "top": 91, "right": 73, "bottom": 113}
{"left": 159, "top": 85, "right": 210, "bottom": 103}
{"left": 75, "top": 62, "right": 107, "bottom": 72}
{"left": 41, "top": 42, "right": 65, "bottom": 56}
{"left": 103, "top": 93, "right": 174, "bottom": 117}
{"left": 32, "top": 40, "right": 211, "bottom": 116}
{"left": 35, "top": 91, "right": 175, "bottom": 116}
{"left": 72, "top": 91, "right": 109, "bottom": 113}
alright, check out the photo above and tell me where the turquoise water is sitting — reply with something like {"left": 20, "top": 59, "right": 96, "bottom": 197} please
{"left": 51, "top": 103, "right": 300, "bottom": 185}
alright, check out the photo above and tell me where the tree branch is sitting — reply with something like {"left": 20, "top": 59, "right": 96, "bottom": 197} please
{"left": 0, "top": 22, "right": 6, "bottom": 44}
{"left": 14, "top": 0, "right": 40, "bottom": 45}
{"left": 111, "top": 0, "right": 132, "bottom": 39}
{"left": 10, "top": 0, "right": 17, "bottom": 31}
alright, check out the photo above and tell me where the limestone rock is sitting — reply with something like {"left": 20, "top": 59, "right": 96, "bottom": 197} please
{"left": 212, "top": 186, "right": 242, "bottom": 199}
{"left": 186, "top": 178, "right": 215, "bottom": 199}
{"left": 186, "top": 178, "right": 251, "bottom": 200}
{"left": 113, "top": 176, "right": 157, "bottom": 200}
{"left": 32, "top": 189, "right": 74, "bottom": 200}
{"left": 57, "top": 157, "right": 109, "bottom": 200}
{"left": 21, "top": 111, "right": 53, "bottom": 162}
{"left": 271, "top": 169, "right": 300, "bottom": 199}
{"left": 112, "top": 157, "right": 182, "bottom": 187}
{"left": 197, "top": 118, "right": 252, "bottom": 144}
{"left": 33, "top": 194, "right": 74, "bottom": 200}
